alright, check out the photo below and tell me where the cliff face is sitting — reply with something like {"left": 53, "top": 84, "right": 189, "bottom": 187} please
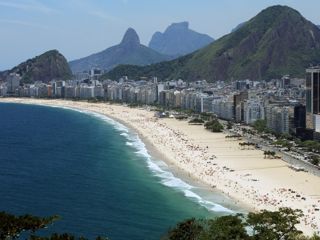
{"left": 149, "top": 22, "right": 214, "bottom": 56}
{"left": 10, "top": 50, "right": 72, "bottom": 83}
{"left": 69, "top": 28, "right": 172, "bottom": 73}
{"left": 107, "top": 5, "right": 320, "bottom": 82}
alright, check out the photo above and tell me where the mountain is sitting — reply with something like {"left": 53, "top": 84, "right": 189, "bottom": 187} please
{"left": 148, "top": 22, "right": 214, "bottom": 56}
{"left": 231, "top": 22, "right": 247, "bottom": 32}
{"left": 69, "top": 28, "right": 172, "bottom": 73}
{"left": 1, "top": 50, "right": 72, "bottom": 83}
{"left": 106, "top": 5, "right": 320, "bottom": 82}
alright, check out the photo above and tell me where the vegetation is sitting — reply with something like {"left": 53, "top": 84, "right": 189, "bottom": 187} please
{"left": 175, "top": 115, "right": 188, "bottom": 120}
{"left": 225, "top": 134, "right": 242, "bottom": 140}
{"left": 102, "top": 55, "right": 190, "bottom": 81}
{"left": 0, "top": 211, "right": 57, "bottom": 239}
{"left": 10, "top": 50, "right": 72, "bottom": 84}
{"left": 299, "top": 140, "right": 320, "bottom": 153}
{"left": 199, "top": 112, "right": 215, "bottom": 121}
{"left": 0, "top": 212, "right": 108, "bottom": 240}
{"left": 106, "top": 6, "right": 320, "bottom": 81}
{"left": 188, "top": 118, "right": 205, "bottom": 125}
{"left": 204, "top": 119, "right": 224, "bottom": 132}
{"left": 1, "top": 209, "right": 319, "bottom": 240}
{"left": 253, "top": 119, "right": 268, "bottom": 133}
{"left": 242, "top": 128, "right": 256, "bottom": 135}
{"left": 272, "top": 139, "right": 293, "bottom": 150}
{"left": 239, "top": 142, "right": 256, "bottom": 149}
{"left": 263, "top": 150, "right": 276, "bottom": 159}
{"left": 164, "top": 218, "right": 203, "bottom": 240}
{"left": 226, "top": 121, "right": 233, "bottom": 130}
{"left": 310, "top": 156, "right": 320, "bottom": 166}
{"left": 163, "top": 208, "right": 318, "bottom": 240}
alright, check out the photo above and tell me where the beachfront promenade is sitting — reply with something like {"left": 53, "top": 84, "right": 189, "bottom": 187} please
{"left": 1, "top": 98, "right": 320, "bottom": 235}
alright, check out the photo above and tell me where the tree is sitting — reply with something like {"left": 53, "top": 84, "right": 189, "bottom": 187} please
{"left": 164, "top": 208, "right": 313, "bottom": 240}
{"left": 163, "top": 218, "right": 203, "bottom": 240}
{"left": 204, "top": 120, "right": 224, "bottom": 132}
{"left": 200, "top": 214, "right": 249, "bottom": 240}
{"left": 227, "top": 121, "right": 233, "bottom": 130}
{"left": 300, "top": 140, "right": 320, "bottom": 153}
{"left": 30, "top": 234, "right": 108, "bottom": 240}
{"left": 273, "top": 139, "right": 293, "bottom": 150}
{"left": 310, "top": 156, "right": 320, "bottom": 166}
{"left": 188, "top": 118, "right": 205, "bottom": 125}
{"left": 0, "top": 211, "right": 58, "bottom": 240}
{"left": 253, "top": 120, "right": 267, "bottom": 133}
{"left": 263, "top": 151, "right": 276, "bottom": 159}
{"left": 247, "top": 208, "right": 304, "bottom": 240}
{"left": 0, "top": 212, "right": 108, "bottom": 240}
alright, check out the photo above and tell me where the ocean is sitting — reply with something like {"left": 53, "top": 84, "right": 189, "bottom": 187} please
{"left": 0, "top": 103, "right": 233, "bottom": 239}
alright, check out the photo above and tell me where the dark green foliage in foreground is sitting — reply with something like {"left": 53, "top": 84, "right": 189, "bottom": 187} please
{"left": 0, "top": 212, "right": 108, "bottom": 240}
{"left": 1, "top": 208, "right": 318, "bottom": 240}
{"left": 164, "top": 218, "right": 203, "bottom": 240}
{"left": 164, "top": 208, "right": 318, "bottom": 240}
{"left": 201, "top": 215, "right": 248, "bottom": 240}
{"left": 204, "top": 119, "right": 224, "bottom": 132}
{"left": 247, "top": 208, "right": 303, "bottom": 239}
{"left": 0, "top": 211, "right": 58, "bottom": 239}
{"left": 30, "top": 234, "right": 108, "bottom": 240}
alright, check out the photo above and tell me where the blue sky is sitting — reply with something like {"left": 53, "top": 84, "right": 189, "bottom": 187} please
{"left": 0, "top": 0, "right": 319, "bottom": 70}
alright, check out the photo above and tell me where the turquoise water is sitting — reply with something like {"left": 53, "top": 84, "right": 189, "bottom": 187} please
{"left": 0, "top": 103, "right": 231, "bottom": 239}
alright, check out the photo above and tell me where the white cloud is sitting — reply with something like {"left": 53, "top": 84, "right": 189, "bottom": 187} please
{"left": 88, "top": 10, "right": 124, "bottom": 24}
{"left": 0, "top": 19, "right": 48, "bottom": 29}
{"left": 0, "top": 0, "right": 57, "bottom": 14}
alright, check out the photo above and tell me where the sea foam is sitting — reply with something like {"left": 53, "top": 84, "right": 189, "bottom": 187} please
{"left": 103, "top": 118, "right": 233, "bottom": 214}
{"left": 42, "top": 104, "right": 233, "bottom": 214}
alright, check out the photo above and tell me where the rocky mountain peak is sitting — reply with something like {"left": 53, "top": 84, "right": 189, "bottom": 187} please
{"left": 120, "top": 28, "right": 140, "bottom": 46}
{"left": 149, "top": 21, "right": 214, "bottom": 56}
{"left": 167, "top": 22, "right": 189, "bottom": 31}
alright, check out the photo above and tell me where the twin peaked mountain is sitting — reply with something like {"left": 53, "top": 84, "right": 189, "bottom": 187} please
{"left": 108, "top": 5, "right": 320, "bottom": 81}
{"left": 69, "top": 28, "right": 172, "bottom": 73}
{"left": 69, "top": 23, "right": 213, "bottom": 73}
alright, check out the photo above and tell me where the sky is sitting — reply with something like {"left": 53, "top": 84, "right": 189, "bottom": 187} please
{"left": 0, "top": 0, "right": 320, "bottom": 70}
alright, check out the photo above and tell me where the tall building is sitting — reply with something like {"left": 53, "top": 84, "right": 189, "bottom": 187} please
{"left": 306, "top": 67, "right": 320, "bottom": 132}
{"left": 266, "top": 105, "right": 293, "bottom": 134}
{"left": 234, "top": 91, "right": 248, "bottom": 122}
{"left": 243, "top": 99, "right": 265, "bottom": 124}
{"left": 90, "top": 68, "right": 102, "bottom": 80}
{"left": 294, "top": 105, "right": 306, "bottom": 129}
{"left": 6, "top": 73, "right": 21, "bottom": 94}
{"left": 281, "top": 75, "right": 291, "bottom": 89}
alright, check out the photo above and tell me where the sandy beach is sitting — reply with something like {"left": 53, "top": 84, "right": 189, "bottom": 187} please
{"left": 1, "top": 98, "right": 320, "bottom": 235}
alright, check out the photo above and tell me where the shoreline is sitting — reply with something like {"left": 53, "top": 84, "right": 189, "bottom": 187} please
{"left": 102, "top": 106, "right": 249, "bottom": 213}
{"left": 1, "top": 98, "right": 320, "bottom": 235}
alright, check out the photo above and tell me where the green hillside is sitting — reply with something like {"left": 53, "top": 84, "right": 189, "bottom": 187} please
{"left": 10, "top": 50, "right": 72, "bottom": 83}
{"left": 106, "top": 5, "right": 320, "bottom": 81}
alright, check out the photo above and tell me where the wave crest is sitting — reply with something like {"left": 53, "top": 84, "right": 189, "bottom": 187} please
{"left": 45, "top": 104, "right": 233, "bottom": 214}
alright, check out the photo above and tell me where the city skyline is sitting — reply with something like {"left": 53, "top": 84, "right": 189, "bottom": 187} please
{"left": 1, "top": 0, "right": 320, "bottom": 71}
